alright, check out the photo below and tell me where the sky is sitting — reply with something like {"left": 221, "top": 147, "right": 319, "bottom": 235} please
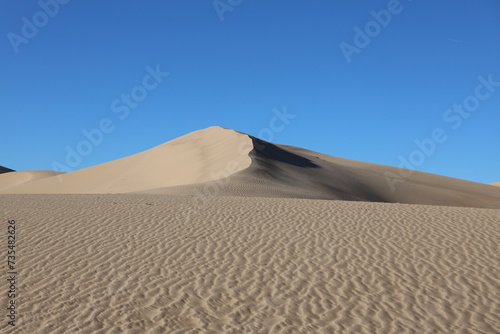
{"left": 1, "top": 0, "right": 500, "bottom": 183}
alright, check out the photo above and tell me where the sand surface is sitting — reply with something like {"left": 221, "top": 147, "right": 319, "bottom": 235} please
{"left": 1, "top": 194, "right": 499, "bottom": 333}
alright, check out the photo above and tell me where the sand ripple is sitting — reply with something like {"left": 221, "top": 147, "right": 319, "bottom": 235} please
{"left": 1, "top": 194, "right": 499, "bottom": 333}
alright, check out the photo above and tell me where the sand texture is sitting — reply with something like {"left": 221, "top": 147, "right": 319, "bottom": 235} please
{"left": 1, "top": 194, "right": 499, "bottom": 333}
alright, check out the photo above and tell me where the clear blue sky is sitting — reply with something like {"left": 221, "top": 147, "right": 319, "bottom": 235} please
{"left": 1, "top": 0, "right": 500, "bottom": 183}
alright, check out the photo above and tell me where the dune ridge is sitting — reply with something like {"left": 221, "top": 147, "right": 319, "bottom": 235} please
{"left": 1, "top": 126, "right": 500, "bottom": 209}
{"left": 146, "top": 135, "right": 500, "bottom": 209}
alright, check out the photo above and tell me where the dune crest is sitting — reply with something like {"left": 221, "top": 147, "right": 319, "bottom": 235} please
{"left": 2, "top": 126, "right": 500, "bottom": 208}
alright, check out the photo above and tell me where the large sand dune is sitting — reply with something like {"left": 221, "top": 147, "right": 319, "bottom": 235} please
{"left": 2, "top": 126, "right": 499, "bottom": 209}
{"left": 1, "top": 194, "right": 499, "bottom": 333}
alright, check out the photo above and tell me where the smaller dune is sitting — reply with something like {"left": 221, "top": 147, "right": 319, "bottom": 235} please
{"left": 0, "top": 170, "right": 64, "bottom": 192}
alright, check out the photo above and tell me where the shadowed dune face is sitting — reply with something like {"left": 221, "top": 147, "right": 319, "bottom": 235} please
{"left": 152, "top": 147, "right": 500, "bottom": 208}
{"left": 0, "top": 165, "right": 14, "bottom": 174}
{"left": 250, "top": 137, "right": 319, "bottom": 168}
{"left": 1, "top": 126, "right": 500, "bottom": 208}
{"left": 140, "top": 129, "right": 500, "bottom": 208}
{"left": 241, "top": 138, "right": 389, "bottom": 202}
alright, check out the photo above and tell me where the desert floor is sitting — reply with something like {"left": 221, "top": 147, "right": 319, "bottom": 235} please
{"left": 1, "top": 194, "right": 499, "bottom": 333}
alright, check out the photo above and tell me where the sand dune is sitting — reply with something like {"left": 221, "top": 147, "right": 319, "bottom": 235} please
{"left": 489, "top": 182, "right": 500, "bottom": 187}
{"left": 0, "top": 170, "right": 63, "bottom": 192}
{"left": 143, "top": 135, "right": 500, "bottom": 209}
{"left": 1, "top": 126, "right": 500, "bottom": 209}
{"left": 0, "top": 127, "right": 251, "bottom": 194}
{"left": 2, "top": 194, "right": 499, "bottom": 333}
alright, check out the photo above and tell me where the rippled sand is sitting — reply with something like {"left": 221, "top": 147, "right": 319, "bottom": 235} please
{"left": 2, "top": 194, "right": 499, "bottom": 333}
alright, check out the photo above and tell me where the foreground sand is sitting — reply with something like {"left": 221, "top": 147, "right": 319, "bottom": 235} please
{"left": 1, "top": 194, "right": 499, "bottom": 333}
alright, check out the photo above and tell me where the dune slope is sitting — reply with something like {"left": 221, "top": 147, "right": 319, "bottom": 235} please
{"left": 141, "top": 133, "right": 500, "bottom": 209}
{"left": 0, "top": 127, "right": 252, "bottom": 194}
{"left": 2, "top": 126, "right": 500, "bottom": 208}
